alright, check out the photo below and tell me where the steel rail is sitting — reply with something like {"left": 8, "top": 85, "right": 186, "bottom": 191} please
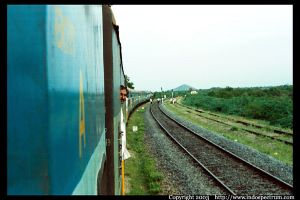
{"left": 154, "top": 103, "right": 293, "bottom": 191}
{"left": 158, "top": 103, "right": 293, "bottom": 189}
{"left": 176, "top": 101, "right": 292, "bottom": 136}
{"left": 150, "top": 105, "right": 236, "bottom": 195}
{"left": 173, "top": 103, "right": 293, "bottom": 145}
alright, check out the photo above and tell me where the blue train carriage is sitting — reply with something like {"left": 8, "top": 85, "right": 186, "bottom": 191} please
{"left": 126, "top": 89, "right": 152, "bottom": 121}
{"left": 7, "top": 5, "right": 117, "bottom": 195}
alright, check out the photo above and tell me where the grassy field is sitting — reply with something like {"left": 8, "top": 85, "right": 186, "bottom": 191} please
{"left": 125, "top": 105, "right": 163, "bottom": 195}
{"left": 164, "top": 101, "right": 293, "bottom": 166}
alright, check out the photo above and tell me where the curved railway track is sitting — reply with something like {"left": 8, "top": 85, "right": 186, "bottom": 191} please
{"left": 150, "top": 102, "right": 293, "bottom": 195}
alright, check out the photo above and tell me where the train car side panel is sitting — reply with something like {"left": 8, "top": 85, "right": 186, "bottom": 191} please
{"left": 102, "top": 5, "right": 123, "bottom": 194}
{"left": 112, "top": 28, "right": 122, "bottom": 194}
{"left": 8, "top": 4, "right": 151, "bottom": 195}
{"left": 8, "top": 5, "right": 106, "bottom": 194}
{"left": 46, "top": 5, "right": 106, "bottom": 194}
{"left": 103, "top": 5, "right": 117, "bottom": 195}
{"left": 7, "top": 5, "right": 50, "bottom": 195}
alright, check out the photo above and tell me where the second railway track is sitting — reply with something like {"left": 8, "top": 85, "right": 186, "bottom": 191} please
{"left": 173, "top": 103, "right": 292, "bottom": 145}
{"left": 150, "top": 102, "right": 293, "bottom": 195}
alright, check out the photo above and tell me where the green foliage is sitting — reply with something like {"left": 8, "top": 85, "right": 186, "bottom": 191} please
{"left": 182, "top": 85, "right": 293, "bottom": 129}
{"left": 230, "top": 127, "right": 238, "bottom": 131}
{"left": 125, "top": 74, "right": 135, "bottom": 89}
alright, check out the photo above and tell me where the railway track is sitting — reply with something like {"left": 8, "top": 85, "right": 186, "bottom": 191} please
{"left": 176, "top": 101, "right": 292, "bottom": 136}
{"left": 150, "top": 102, "right": 293, "bottom": 195}
{"left": 172, "top": 102, "right": 293, "bottom": 145}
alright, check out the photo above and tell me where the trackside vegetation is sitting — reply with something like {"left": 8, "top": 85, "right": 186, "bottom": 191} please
{"left": 125, "top": 106, "right": 163, "bottom": 195}
{"left": 182, "top": 85, "right": 293, "bottom": 129}
{"left": 156, "top": 85, "right": 293, "bottom": 130}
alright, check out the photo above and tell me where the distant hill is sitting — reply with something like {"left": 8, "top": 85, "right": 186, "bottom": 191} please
{"left": 172, "top": 84, "right": 197, "bottom": 92}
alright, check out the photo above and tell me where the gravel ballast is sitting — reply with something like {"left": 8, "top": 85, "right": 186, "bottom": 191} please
{"left": 144, "top": 103, "right": 229, "bottom": 195}
{"left": 159, "top": 103, "right": 293, "bottom": 186}
{"left": 142, "top": 101, "right": 293, "bottom": 195}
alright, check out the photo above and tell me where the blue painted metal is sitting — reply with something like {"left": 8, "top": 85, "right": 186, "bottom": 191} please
{"left": 8, "top": 5, "right": 50, "bottom": 195}
{"left": 8, "top": 5, "right": 106, "bottom": 194}
{"left": 112, "top": 29, "right": 122, "bottom": 194}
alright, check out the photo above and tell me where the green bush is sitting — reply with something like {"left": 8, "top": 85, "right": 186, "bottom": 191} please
{"left": 182, "top": 85, "right": 293, "bottom": 129}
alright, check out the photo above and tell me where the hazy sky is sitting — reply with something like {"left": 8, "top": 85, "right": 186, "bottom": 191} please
{"left": 111, "top": 5, "right": 293, "bottom": 92}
